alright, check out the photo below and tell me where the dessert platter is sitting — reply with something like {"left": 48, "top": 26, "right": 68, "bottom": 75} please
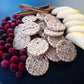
{"left": 0, "top": 3, "right": 84, "bottom": 78}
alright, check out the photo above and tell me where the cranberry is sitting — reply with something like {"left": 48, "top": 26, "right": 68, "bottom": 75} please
{"left": 5, "top": 16, "right": 10, "bottom": 21}
{"left": 2, "top": 53, "right": 11, "bottom": 60}
{"left": 1, "top": 21, "right": 7, "bottom": 26}
{"left": 7, "top": 20, "right": 12, "bottom": 25}
{"left": 4, "top": 43, "right": 12, "bottom": 50}
{"left": 10, "top": 64, "right": 18, "bottom": 72}
{"left": 20, "top": 55, "right": 26, "bottom": 62}
{"left": 0, "top": 51, "right": 3, "bottom": 59}
{"left": 0, "top": 26, "right": 4, "bottom": 29}
{"left": 8, "top": 33, "right": 14, "bottom": 38}
{"left": 6, "top": 37, "right": 13, "bottom": 43}
{"left": 16, "top": 20, "right": 22, "bottom": 25}
{"left": 11, "top": 23, "right": 16, "bottom": 28}
{"left": 16, "top": 16, "right": 22, "bottom": 20}
{"left": 1, "top": 60, "right": 10, "bottom": 67}
{"left": 0, "top": 29, "right": 6, "bottom": 35}
{"left": 7, "top": 28, "right": 13, "bottom": 33}
{"left": 0, "top": 40, "right": 5, "bottom": 46}
{"left": 16, "top": 71, "right": 23, "bottom": 77}
{"left": 0, "top": 36, "right": 2, "bottom": 40}
{"left": 10, "top": 56, "right": 18, "bottom": 64}
{"left": 18, "top": 62, "right": 25, "bottom": 71}
{"left": 4, "top": 24, "right": 10, "bottom": 30}
{"left": 0, "top": 46, "right": 4, "bottom": 51}
{"left": 8, "top": 48, "right": 16, "bottom": 55}
{"left": 13, "top": 14, "right": 18, "bottom": 19}
{"left": 12, "top": 19, "right": 16, "bottom": 23}
{"left": 1, "top": 19, "right": 6, "bottom": 22}
{"left": 19, "top": 49, "right": 26, "bottom": 55}
{"left": 2, "top": 33, "right": 8, "bottom": 39}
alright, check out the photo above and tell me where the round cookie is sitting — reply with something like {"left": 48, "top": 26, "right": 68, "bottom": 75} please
{"left": 44, "top": 14, "right": 66, "bottom": 31}
{"left": 46, "top": 46, "right": 61, "bottom": 62}
{"left": 47, "top": 36, "right": 65, "bottom": 48}
{"left": 44, "top": 14, "right": 57, "bottom": 23}
{"left": 27, "top": 38, "right": 49, "bottom": 56}
{"left": 44, "top": 28, "right": 64, "bottom": 37}
{"left": 56, "top": 40, "right": 77, "bottom": 62}
{"left": 14, "top": 23, "right": 28, "bottom": 35}
{"left": 26, "top": 55, "right": 49, "bottom": 76}
{"left": 46, "top": 20, "right": 66, "bottom": 32}
{"left": 13, "top": 33, "right": 31, "bottom": 50}
{"left": 21, "top": 22, "right": 40, "bottom": 36}
{"left": 22, "top": 15, "right": 37, "bottom": 23}
{"left": 14, "top": 26, "right": 21, "bottom": 35}
{"left": 36, "top": 13, "right": 47, "bottom": 21}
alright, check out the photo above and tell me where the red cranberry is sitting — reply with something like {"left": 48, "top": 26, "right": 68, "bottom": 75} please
{"left": 11, "top": 23, "right": 16, "bottom": 28}
{"left": 18, "top": 62, "right": 25, "bottom": 71}
{"left": 1, "top": 60, "right": 10, "bottom": 67}
{"left": 8, "top": 33, "right": 14, "bottom": 38}
{"left": 0, "top": 46, "right": 4, "bottom": 51}
{"left": 6, "top": 37, "right": 13, "bottom": 43}
{"left": 1, "top": 19, "right": 6, "bottom": 22}
{"left": 7, "top": 20, "right": 12, "bottom": 25}
{"left": 5, "top": 16, "right": 10, "bottom": 21}
{"left": 0, "top": 40, "right": 5, "bottom": 46}
{"left": 19, "top": 49, "right": 26, "bottom": 55}
{"left": 12, "top": 19, "right": 16, "bottom": 23}
{"left": 10, "top": 56, "right": 18, "bottom": 64}
{"left": 13, "top": 14, "right": 18, "bottom": 19}
{"left": 16, "top": 20, "right": 22, "bottom": 25}
{"left": 4, "top": 24, "right": 10, "bottom": 30}
{"left": 0, "top": 51, "right": 3, "bottom": 59}
{"left": 16, "top": 71, "right": 23, "bottom": 77}
{"left": 4, "top": 43, "right": 12, "bottom": 50}
{"left": 0, "top": 29, "right": 6, "bottom": 35}
{"left": 16, "top": 16, "right": 22, "bottom": 20}
{"left": 1, "top": 21, "right": 7, "bottom": 26}
{"left": 8, "top": 48, "right": 16, "bottom": 55}
{"left": 7, "top": 28, "right": 13, "bottom": 33}
{"left": 10, "top": 64, "right": 18, "bottom": 72}
{"left": 0, "top": 26, "right": 4, "bottom": 29}
{"left": 2, "top": 53, "right": 11, "bottom": 60}
{"left": 20, "top": 55, "right": 26, "bottom": 62}
{"left": 2, "top": 33, "right": 8, "bottom": 39}
{"left": 0, "top": 36, "right": 2, "bottom": 40}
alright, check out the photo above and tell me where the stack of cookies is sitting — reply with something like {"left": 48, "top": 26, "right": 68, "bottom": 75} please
{"left": 52, "top": 6, "right": 84, "bottom": 49}
{"left": 13, "top": 13, "right": 77, "bottom": 76}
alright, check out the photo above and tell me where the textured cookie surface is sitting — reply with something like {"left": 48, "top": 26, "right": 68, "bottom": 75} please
{"left": 36, "top": 13, "right": 47, "bottom": 21}
{"left": 46, "top": 46, "right": 61, "bottom": 62}
{"left": 47, "top": 36, "right": 65, "bottom": 48}
{"left": 22, "top": 15, "right": 37, "bottom": 23}
{"left": 14, "top": 26, "right": 21, "bottom": 35}
{"left": 14, "top": 23, "right": 30, "bottom": 35}
{"left": 46, "top": 20, "right": 66, "bottom": 31}
{"left": 21, "top": 22, "right": 40, "bottom": 36}
{"left": 13, "top": 33, "right": 31, "bottom": 50}
{"left": 27, "top": 38, "right": 49, "bottom": 56}
{"left": 44, "top": 14, "right": 57, "bottom": 23}
{"left": 44, "top": 28, "right": 64, "bottom": 36}
{"left": 26, "top": 55, "right": 49, "bottom": 76}
{"left": 44, "top": 14, "right": 66, "bottom": 31}
{"left": 56, "top": 40, "right": 77, "bottom": 62}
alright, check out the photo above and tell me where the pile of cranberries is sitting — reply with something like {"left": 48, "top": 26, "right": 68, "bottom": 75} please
{"left": 0, "top": 14, "right": 27, "bottom": 78}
